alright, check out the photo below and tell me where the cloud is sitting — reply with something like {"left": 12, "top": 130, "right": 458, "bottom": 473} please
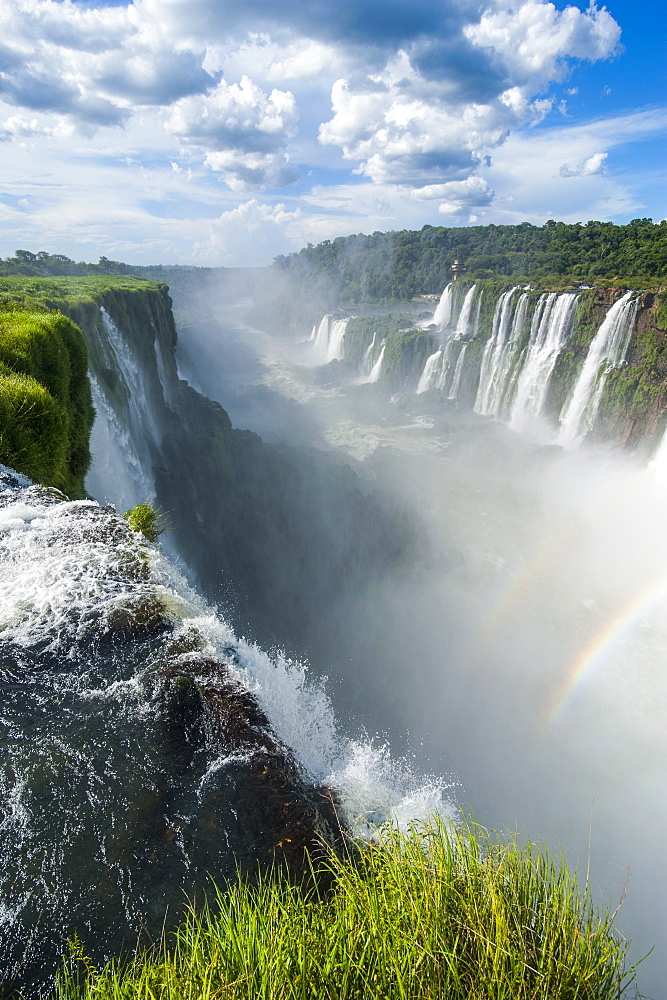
{"left": 0, "top": 0, "right": 624, "bottom": 197}
{"left": 465, "top": 0, "right": 622, "bottom": 90}
{"left": 166, "top": 76, "right": 299, "bottom": 190}
{"left": 479, "top": 111, "right": 667, "bottom": 225}
{"left": 417, "top": 176, "right": 496, "bottom": 215}
{"left": 318, "top": 1, "right": 621, "bottom": 197}
{"left": 194, "top": 198, "right": 302, "bottom": 263}
{"left": 559, "top": 151, "right": 608, "bottom": 177}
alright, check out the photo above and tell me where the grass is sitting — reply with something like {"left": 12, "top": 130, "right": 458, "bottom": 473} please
{"left": 56, "top": 820, "right": 639, "bottom": 1000}
{"left": 0, "top": 309, "right": 93, "bottom": 495}
{"left": 123, "top": 502, "right": 166, "bottom": 542}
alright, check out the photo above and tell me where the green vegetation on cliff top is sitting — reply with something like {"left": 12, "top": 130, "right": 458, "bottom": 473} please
{"left": 58, "top": 821, "right": 638, "bottom": 1000}
{"left": 273, "top": 218, "right": 667, "bottom": 305}
{"left": 0, "top": 275, "right": 166, "bottom": 496}
{"left": 0, "top": 308, "right": 93, "bottom": 495}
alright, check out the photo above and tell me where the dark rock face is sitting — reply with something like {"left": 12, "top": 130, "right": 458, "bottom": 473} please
{"left": 161, "top": 657, "right": 346, "bottom": 883}
{"left": 73, "top": 286, "right": 413, "bottom": 656}
{"left": 0, "top": 474, "right": 347, "bottom": 996}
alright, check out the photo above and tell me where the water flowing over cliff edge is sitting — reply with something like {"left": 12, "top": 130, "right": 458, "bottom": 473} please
{"left": 306, "top": 280, "right": 667, "bottom": 457}
{"left": 171, "top": 272, "right": 667, "bottom": 998}
{"left": 0, "top": 279, "right": 453, "bottom": 994}
{"left": 2, "top": 270, "right": 667, "bottom": 995}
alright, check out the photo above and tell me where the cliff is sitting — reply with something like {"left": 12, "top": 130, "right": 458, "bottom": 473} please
{"left": 0, "top": 306, "right": 93, "bottom": 495}
{"left": 320, "top": 279, "right": 667, "bottom": 453}
{"left": 0, "top": 275, "right": 411, "bottom": 652}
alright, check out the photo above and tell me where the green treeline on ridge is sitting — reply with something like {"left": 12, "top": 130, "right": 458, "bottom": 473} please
{"left": 273, "top": 218, "right": 667, "bottom": 304}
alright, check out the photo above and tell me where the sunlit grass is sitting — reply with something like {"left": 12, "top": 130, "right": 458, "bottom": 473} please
{"left": 57, "top": 820, "right": 639, "bottom": 1000}
{"left": 0, "top": 308, "right": 93, "bottom": 494}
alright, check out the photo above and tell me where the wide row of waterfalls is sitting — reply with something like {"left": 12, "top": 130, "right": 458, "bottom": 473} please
{"left": 308, "top": 281, "right": 647, "bottom": 454}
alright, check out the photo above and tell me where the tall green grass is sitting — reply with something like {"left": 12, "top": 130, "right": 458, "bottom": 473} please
{"left": 57, "top": 821, "right": 639, "bottom": 1000}
{"left": 0, "top": 309, "right": 93, "bottom": 494}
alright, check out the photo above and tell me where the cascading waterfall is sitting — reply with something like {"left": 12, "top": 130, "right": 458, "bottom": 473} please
{"left": 475, "top": 290, "right": 530, "bottom": 418}
{"left": 327, "top": 318, "right": 349, "bottom": 362}
{"left": 558, "top": 291, "right": 638, "bottom": 448}
{"left": 509, "top": 292, "right": 578, "bottom": 432}
{"left": 311, "top": 314, "right": 330, "bottom": 357}
{"left": 362, "top": 332, "right": 378, "bottom": 374}
{"left": 454, "top": 283, "right": 477, "bottom": 339}
{"left": 448, "top": 344, "right": 467, "bottom": 400}
{"left": 0, "top": 464, "right": 454, "bottom": 993}
{"left": 366, "top": 341, "right": 386, "bottom": 383}
{"left": 417, "top": 284, "right": 477, "bottom": 395}
{"left": 85, "top": 308, "right": 160, "bottom": 507}
{"left": 416, "top": 349, "right": 443, "bottom": 394}
{"left": 432, "top": 284, "right": 453, "bottom": 330}
{"left": 475, "top": 288, "right": 519, "bottom": 415}
{"left": 435, "top": 340, "right": 459, "bottom": 393}
{"left": 311, "top": 315, "right": 350, "bottom": 364}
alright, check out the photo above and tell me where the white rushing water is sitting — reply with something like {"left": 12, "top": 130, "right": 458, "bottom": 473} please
{"left": 417, "top": 283, "right": 477, "bottom": 395}
{"left": 509, "top": 292, "right": 579, "bottom": 432}
{"left": 448, "top": 343, "right": 467, "bottom": 400}
{"left": 85, "top": 308, "right": 161, "bottom": 507}
{"left": 454, "top": 283, "right": 477, "bottom": 338}
{"left": 432, "top": 283, "right": 453, "bottom": 330}
{"left": 365, "top": 341, "right": 386, "bottom": 384}
{"left": 416, "top": 349, "right": 443, "bottom": 394}
{"left": 0, "top": 465, "right": 457, "bottom": 982}
{"left": 311, "top": 315, "right": 350, "bottom": 365}
{"left": 475, "top": 289, "right": 530, "bottom": 418}
{"left": 558, "top": 291, "right": 638, "bottom": 448}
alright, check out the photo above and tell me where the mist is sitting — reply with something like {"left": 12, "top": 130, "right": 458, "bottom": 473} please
{"left": 170, "top": 270, "right": 666, "bottom": 996}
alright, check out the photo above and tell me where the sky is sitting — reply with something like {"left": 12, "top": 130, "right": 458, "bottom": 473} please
{"left": 0, "top": 0, "right": 664, "bottom": 266}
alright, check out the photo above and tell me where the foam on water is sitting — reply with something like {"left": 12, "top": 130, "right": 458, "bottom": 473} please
{"left": 0, "top": 475, "right": 455, "bottom": 848}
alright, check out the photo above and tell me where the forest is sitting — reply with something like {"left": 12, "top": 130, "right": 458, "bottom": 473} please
{"left": 273, "top": 218, "right": 667, "bottom": 303}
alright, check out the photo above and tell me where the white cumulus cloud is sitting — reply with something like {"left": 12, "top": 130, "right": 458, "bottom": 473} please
{"left": 195, "top": 198, "right": 302, "bottom": 263}
{"left": 318, "top": 1, "right": 621, "bottom": 204}
{"left": 559, "top": 151, "right": 608, "bottom": 177}
{"left": 166, "top": 76, "right": 299, "bottom": 190}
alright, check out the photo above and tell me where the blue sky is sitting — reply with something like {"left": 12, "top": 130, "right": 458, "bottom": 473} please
{"left": 0, "top": 0, "right": 664, "bottom": 266}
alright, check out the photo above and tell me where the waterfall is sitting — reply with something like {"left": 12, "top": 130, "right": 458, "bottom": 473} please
{"left": 362, "top": 331, "right": 378, "bottom": 374}
{"left": 475, "top": 288, "right": 519, "bottom": 416}
{"left": 417, "top": 285, "right": 477, "bottom": 395}
{"left": 416, "top": 349, "right": 444, "bottom": 394}
{"left": 311, "top": 315, "right": 350, "bottom": 364}
{"left": 448, "top": 344, "right": 467, "bottom": 400}
{"left": 85, "top": 308, "right": 161, "bottom": 507}
{"left": 327, "top": 318, "right": 348, "bottom": 361}
{"left": 86, "top": 375, "right": 154, "bottom": 512}
{"left": 432, "top": 284, "right": 453, "bottom": 331}
{"left": 367, "top": 341, "right": 386, "bottom": 383}
{"left": 0, "top": 466, "right": 454, "bottom": 992}
{"left": 475, "top": 290, "right": 530, "bottom": 418}
{"left": 558, "top": 291, "right": 638, "bottom": 448}
{"left": 509, "top": 292, "right": 578, "bottom": 431}
{"left": 311, "top": 314, "right": 331, "bottom": 359}
{"left": 455, "top": 284, "right": 477, "bottom": 338}
{"left": 436, "top": 340, "right": 458, "bottom": 392}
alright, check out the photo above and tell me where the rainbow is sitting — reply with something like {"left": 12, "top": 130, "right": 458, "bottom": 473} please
{"left": 546, "top": 572, "right": 667, "bottom": 729}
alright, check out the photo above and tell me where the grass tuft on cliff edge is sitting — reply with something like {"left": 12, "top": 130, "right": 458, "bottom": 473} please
{"left": 0, "top": 309, "right": 93, "bottom": 496}
{"left": 57, "top": 820, "right": 639, "bottom": 1000}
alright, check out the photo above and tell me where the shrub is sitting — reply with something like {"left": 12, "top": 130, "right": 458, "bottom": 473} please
{"left": 123, "top": 502, "right": 165, "bottom": 542}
